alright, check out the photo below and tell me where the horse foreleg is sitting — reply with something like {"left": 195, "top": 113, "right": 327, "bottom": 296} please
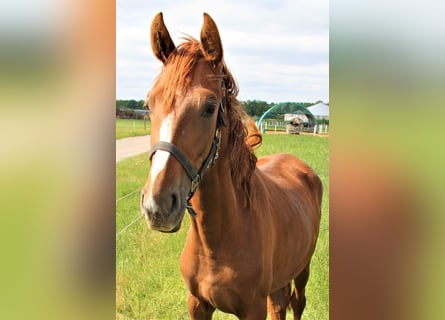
{"left": 291, "top": 265, "right": 310, "bottom": 320}
{"left": 267, "top": 283, "right": 292, "bottom": 320}
{"left": 187, "top": 293, "right": 215, "bottom": 320}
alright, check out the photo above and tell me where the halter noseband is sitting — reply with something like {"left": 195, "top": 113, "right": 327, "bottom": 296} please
{"left": 147, "top": 85, "right": 227, "bottom": 218}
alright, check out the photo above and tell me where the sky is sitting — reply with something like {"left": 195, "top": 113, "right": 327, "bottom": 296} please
{"left": 116, "top": 0, "right": 329, "bottom": 104}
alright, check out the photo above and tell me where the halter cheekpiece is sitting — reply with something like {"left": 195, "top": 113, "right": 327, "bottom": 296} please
{"left": 148, "top": 82, "right": 227, "bottom": 218}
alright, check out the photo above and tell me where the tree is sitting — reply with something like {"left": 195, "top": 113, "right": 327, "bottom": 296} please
{"left": 116, "top": 99, "right": 146, "bottom": 110}
{"left": 116, "top": 100, "right": 127, "bottom": 110}
{"left": 127, "top": 99, "right": 138, "bottom": 110}
{"left": 242, "top": 100, "right": 274, "bottom": 117}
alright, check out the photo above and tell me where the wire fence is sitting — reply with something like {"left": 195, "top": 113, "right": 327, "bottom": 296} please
{"left": 116, "top": 189, "right": 140, "bottom": 202}
{"left": 116, "top": 215, "right": 143, "bottom": 237}
{"left": 116, "top": 187, "right": 143, "bottom": 237}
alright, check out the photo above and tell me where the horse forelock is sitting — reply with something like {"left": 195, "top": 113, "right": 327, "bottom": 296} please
{"left": 154, "top": 38, "right": 203, "bottom": 112}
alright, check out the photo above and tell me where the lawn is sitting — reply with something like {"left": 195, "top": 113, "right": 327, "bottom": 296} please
{"left": 116, "top": 134, "right": 329, "bottom": 319}
{"left": 116, "top": 118, "right": 151, "bottom": 139}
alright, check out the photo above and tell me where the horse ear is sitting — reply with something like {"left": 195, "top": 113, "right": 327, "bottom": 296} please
{"left": 200, "top": 13, "right": 223, "bottom": 67}
{"left": 150, "top": 12, "right": 176, "bottom": 64}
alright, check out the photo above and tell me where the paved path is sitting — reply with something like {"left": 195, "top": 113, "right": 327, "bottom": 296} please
{"left": 116, "top": 135, "right": 151, "bottom": 162}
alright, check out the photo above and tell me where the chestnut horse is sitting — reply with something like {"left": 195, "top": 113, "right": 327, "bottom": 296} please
{"left": 140, "top": 12, "right": 322, "bottom": 320}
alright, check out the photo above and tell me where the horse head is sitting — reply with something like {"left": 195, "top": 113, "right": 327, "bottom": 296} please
{"left": 140, "top": 13, "right": 227, "bottom": 232}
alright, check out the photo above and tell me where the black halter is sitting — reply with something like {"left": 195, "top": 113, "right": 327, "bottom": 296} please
{"left": 148, "top": 89, "right": 227, "bottom": 218}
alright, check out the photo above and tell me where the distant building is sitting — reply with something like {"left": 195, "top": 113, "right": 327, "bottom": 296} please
{"left": 134, "top": 109, "right": 150, "bottom": 115}
{"left": 307, "top": 102, "right": 329, "bottom": 121}
{"left": 284, "top": 113, "right": 308, "bottom": 122}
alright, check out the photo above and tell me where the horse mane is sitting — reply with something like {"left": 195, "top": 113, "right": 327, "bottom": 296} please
{"left": 158, "top": 38, "right": 262, "bottom": 207}
{"left": 223, "top": 65, "right": 262, "bottom": 208}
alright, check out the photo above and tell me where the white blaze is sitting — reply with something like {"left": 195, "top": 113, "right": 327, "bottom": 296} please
{"left": 145, "top": 112, "right": 174, "bottom": 210}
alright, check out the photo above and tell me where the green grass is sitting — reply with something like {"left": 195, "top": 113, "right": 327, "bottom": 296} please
{"left": 116, "top": 134, "right": 329, "bottom": 319}
{"left": 116, "top": 118, "right": 151, "bottom": 139}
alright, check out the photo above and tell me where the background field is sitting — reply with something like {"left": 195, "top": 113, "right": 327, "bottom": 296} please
{"left": 116, "top": 119, "right": 151, "bottom": 139}
{"left": 116, "top": 119, "right": 329, "bottom": 140}
{"left": 116, "top": 134, "right": 329, "bottom": 319}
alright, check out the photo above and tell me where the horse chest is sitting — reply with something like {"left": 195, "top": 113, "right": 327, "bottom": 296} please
{"left": 202, "top": 267, "right": 244, "bottom": 311}
{"left": 183, "top": 258, "right": 247, "bottom": 312}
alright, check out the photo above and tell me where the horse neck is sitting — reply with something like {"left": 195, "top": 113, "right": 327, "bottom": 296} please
{"left": 189, "top": 152, "right": 240, "bottom": 251}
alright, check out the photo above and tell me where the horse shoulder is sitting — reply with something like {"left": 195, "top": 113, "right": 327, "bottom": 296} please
{"left": 257, "top": 153, "right": 322, "bottom": 203}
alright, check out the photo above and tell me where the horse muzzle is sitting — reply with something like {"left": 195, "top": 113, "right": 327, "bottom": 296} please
{"left": 140, "top": 188, "right": 186, "bottom": 233}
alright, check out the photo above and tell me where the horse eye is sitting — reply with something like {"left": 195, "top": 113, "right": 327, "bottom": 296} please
{"left": 202, "top": 103, "right": 216, "bottom": 117}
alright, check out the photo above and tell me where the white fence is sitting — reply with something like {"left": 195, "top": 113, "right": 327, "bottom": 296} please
{"left": 315, "top": 124, "right": 329, "bottom": 135}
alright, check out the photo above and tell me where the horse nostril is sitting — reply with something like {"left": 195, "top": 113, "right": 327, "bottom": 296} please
{"left": 171, "top": 193, "right": 177, "bottom": 210}
{"left": 171, "top": 192, "right": 180, "bottom": 213}
{"left": 140, "top": 187, "right": 181, "bottom": 217}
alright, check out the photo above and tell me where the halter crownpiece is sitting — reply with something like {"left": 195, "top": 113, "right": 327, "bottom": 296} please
{"left": 148, "top": 82, "right": 227, "bottom": 218}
